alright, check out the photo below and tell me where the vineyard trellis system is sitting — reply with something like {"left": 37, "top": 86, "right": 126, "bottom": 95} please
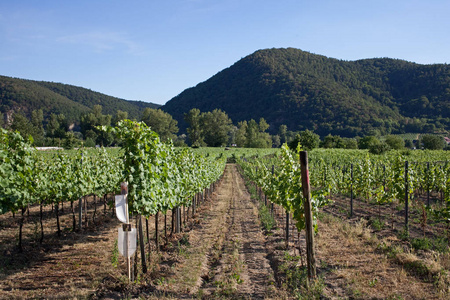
{"left": 0, "top": 121, "right": 227, "bottom": 269}
{"left": 238, "top": 146, "right": 450, "bottom": 255}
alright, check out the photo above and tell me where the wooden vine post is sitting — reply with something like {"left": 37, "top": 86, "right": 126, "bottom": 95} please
{"left": 300, "top": 151, "right": 316, "bottom": 281}
{"left": 285, "top": 210, "right": 290, "bottom": 248}
{"left": 350, "top": 163, "right": 353, "bottom": 218}
{"left": 78, "top": 153, "right": 84, "bottom": 232}
{"left": 404, "top": 161, "right": 409, "bottom": 234}
{"left": 138, "top": 215, "right": 147, "bottom": 273}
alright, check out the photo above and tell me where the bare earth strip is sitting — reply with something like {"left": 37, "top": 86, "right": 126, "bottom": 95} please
{"left": 162, "top": 163, "right": 283, "bottom": 299}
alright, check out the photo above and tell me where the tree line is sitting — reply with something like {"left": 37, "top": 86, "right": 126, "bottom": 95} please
{"left": 1, "top": 105, "right": 448, "bottom": 151}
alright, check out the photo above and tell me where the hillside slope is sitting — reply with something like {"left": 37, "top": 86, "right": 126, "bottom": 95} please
{"left": 0, "top": 75, "right": 160, "bottom": 123}
{"left": 162, "top": 48, "right": 450, "bottom": 136}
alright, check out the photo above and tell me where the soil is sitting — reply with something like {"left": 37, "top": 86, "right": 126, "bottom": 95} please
{"left": 0, "top": 164, "right": 447, "bottom": 299}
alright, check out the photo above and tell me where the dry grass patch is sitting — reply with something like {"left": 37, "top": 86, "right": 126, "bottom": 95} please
{"left": 317, "top": 213, "right": 441, "bottom": 299}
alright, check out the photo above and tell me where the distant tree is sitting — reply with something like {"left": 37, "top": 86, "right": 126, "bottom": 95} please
{"left": 301, "top": 130, "right": 320, "bottom": 150}
{"left": 420, "top": 134, "right": 445, "bottom": 150}
{"left": 259, "top": 118, "right": 269, "bottom": 133}
{"left": 342, "top": 137, "right": 358, "bottom": 149}
{"left": 31, "top": 109, "right": 43, "bottom": 129}
{"left": 185, "top": 108, "right": 205, "bottom": 147}
{"left": 173, "top": 134, "right": 188, "bottom": 147}
{"left": 10, "top": 112, "right": 35, "bottom": 141}
{"left": 321, "top": 134, "right": 334, "bottom": 148}
{"left": 112, "top": 110, "right": 128, "bottom": 126}
{"left": 244, "top": 118, "right": 272, "bottom": 148}
{"left": 200, "top": 109, "right": 232, "bottom": 147}
{"left": 245, "top": 119, "right": 259, "bottom": 147}
{"left": 321, "top": 134, "right": 345, "bottom": 148}
{"left": 272, "top": 135, "right": 281, "bottom": 148}
{"left": 286, "top": 130, "right": 297, "bottom": 144}
{"left": 84, "top": 138, "right": 96, "bottom": 148}
{"left": 80, "top": 105, "right": 113, "bottom": 146}
{"left": 63, "top": 132, "right": 77, "bottom": 150}
{"left": 228, "top": 125, "right": 238, "bottom": 146}
{"left": 358, "top": 136, "right": 380, "bottom": 150}
{"left": 31, "top": 109, "right": 44, "bottom": 144}
{"left": 369, "top": 141, "right": 390, "bottom": 155}
{"left": 278, "top": 124, "right": 287, "bottom": 145}
{"left": 385, "top": 135, "right": 405, "bottom": 150}
{"left": 404, "top": 139, "right": 413, "bottom": 148}
{"left": 10, "top": 110, "right": 45, "bottom": 145}
{"left": 235, "top": 121, "right": 248, "bottom": 147}
{"left": 141, "top": 108, "right": 178, "bottom": 142}
{"left": 289, "top": 130, "right": 320, "bottom": 151}
{"left": 46, "top": 113, "right": 68, "bottom": 139}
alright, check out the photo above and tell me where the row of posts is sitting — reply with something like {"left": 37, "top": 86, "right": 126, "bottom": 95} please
{"left": 253, "top": 157, "right": 437, "bottom": 280}
{"left": 347, "top": 161, "right": 412, "bottom": 233}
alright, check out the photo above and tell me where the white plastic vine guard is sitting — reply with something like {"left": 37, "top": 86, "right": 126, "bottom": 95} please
{"left": 115, "top": 195, "right": 127, "bottom": 223}
{"left": 118, "top": 227, "right": 137, "bottom": 257}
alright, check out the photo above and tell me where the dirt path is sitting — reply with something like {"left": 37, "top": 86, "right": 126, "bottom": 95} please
{"left": 198, "top": 163, "right": 278, "bottom": 298}
{"left": 150, "top": 163, "right": 282, "bottom": 299}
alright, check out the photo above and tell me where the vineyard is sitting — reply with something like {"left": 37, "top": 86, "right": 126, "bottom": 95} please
{"left": 238, "top": 146, "right": 450, "bottom": 298}
{"left": 1, "top": 125, "right": 450, "bottom": 298}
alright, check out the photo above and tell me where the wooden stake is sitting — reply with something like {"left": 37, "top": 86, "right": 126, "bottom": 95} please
{"left": 285, "top": 210, "right": 289, "bottom": 248}
{"left": 155, "top": 211, "right": 159, "bottom": 252}
{"left": 138, "top": 215, "right": 147, "bottom": 273}
{"left": 78, "top": 196, "right": 83, "bottom": 232}
{"left": 300, "top": 151, "right": 316, "bottom": 281}
{"left": 405, "top": 161, "right": 409, "bottom": 234}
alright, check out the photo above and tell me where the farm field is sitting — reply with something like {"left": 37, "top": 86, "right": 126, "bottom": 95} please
{"left": 1, "top": 162, "right": 448, "bottom": 299}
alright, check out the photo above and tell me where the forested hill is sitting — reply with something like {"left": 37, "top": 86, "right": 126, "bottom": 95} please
{"left": 0, "top": 75, "right": 160, "bottom": 123}
{"left": 162, "top": 48, "right": 450, "bottom": 137}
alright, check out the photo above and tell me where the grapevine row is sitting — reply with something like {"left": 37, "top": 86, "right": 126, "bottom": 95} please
{"left": 0, "top": 122, "right": 226, "bottom": 251}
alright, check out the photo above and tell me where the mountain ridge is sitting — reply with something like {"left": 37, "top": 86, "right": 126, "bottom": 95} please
{"left": 162, "top": 48, "right": 449, "bottom": 137}
{"left": 0, "top": 75, "right": 160, "bottom": 124}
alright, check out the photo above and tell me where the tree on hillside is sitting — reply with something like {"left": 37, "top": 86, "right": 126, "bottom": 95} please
{"left": 200, "top": 109, "right": 232, "bottom": 147}
{"left": 420, "top": 134, "right": 445, "bottom": 150}
{"left": 185, "top": 108, "right": 205, "bottom": 147}
{"left": 141, "top": 108, "right": 178, "bottom": 142}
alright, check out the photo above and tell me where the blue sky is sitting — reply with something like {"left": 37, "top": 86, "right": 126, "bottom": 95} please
{"left": 1, "top": 0, "right": 449, "bottom": 105}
